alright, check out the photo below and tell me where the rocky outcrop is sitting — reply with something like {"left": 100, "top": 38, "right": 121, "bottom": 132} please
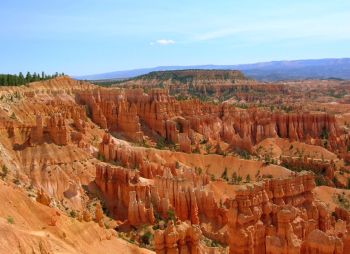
{"left": 226, "top": 172, "right": 345, "bottom": 254}
{"left": 77, "top": 88, "right": 345, "bottom": 154}
{"left": 128, "top": 191, "right": 155, "bottom": 226}
{"left": 26, "top": 100, "right": 88, "bottom": 147}
{"left": 47, "top": 114, "right": 70, "bottom": 145}
{"left": 95, "top": 163, "right": 150, "bottom": 221}
{"left": 77, "top": 89, "right": 143, "bottom": 141}
{"left": 301, "top": 229, "right": 343, "bottom": 254}
{"left": 335, "top": 207, "right": 350, "bottom": 224}
{"left": 36, "top": 188, "right": 51, "bottom": 206}
{"left": 154, "top": 220, "right": 202, "bottom": 254}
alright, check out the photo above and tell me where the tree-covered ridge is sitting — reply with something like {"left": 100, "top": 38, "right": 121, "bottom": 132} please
{"left": 136, "top": 69, "right": 247, "bottom": 83}
{"left": 0, "top": 72, "right": 65, "bottom": 86}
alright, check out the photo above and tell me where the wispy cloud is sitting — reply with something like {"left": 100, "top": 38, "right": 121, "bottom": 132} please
{"left": 150, "top": 39, "right": 176, "bottom": 45}
{"left": 190, "top": 11, "right": 350, "bottom": 43}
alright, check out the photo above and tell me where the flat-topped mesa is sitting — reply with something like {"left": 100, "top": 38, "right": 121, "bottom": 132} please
{"left": 226, "top": 172, "right": 346, "bottom": 254}
{"left": 154, "top": 220, "right": 202, "bottom": 254}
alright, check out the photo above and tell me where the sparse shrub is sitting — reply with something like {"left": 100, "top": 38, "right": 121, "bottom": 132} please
{"left": 262, "top": 174, "right": 273, "bottom": 179}
{"left": 245, "top": 174, "right": 251, "bottom": 183}
{"left": 69, "top": 210, "right": 76, "bottom": 218}
{"left": 156, "top": 137, "right": 166, "bottom": 149}
{"left": 336, "top": 193, "right": 350, "bottom": 210}
{"left": 7, "top": 216, "right": 14, "bottom": 224}
{"left": 141, "top": 231, "right": 153, "bottom": 245}
{"left": 221, "top": 167, "right": 228, "bottom": 181}
{"left": 192, "top": 147, "right": 200, "bottom": 154}
{"left": 13, "top": 178, "right": 20, "bottom": 185}
{"left": 320, "top": 127, "right": 329, "bottom": 140}
{"left": 97, "top": 153, "right": 105, "bottom": 162}
{"left": 167, "top": 209, "right": 175, "bottom": 222}
{"left": 10, "top": 112, "right": 17, "bottom": 119}
{"left": 1, "top": 165, "right": 8, "bottom": 179}
{"left": 195, "top": 167, "right": 202, "bottom": 175}
{"left": 205, "top": 144, "right": 212, "bottom": 154}
{"left": 315, "top": 175, "right": 327, "bottom": 186}
{"left": 210, "top": 240, "right": 220, "bottom": 247}
{"left": 235, "top": 148, "right": 251, "bottom": 160}
{"left": 152, "top": 224, "right": 160, "bottom": 230}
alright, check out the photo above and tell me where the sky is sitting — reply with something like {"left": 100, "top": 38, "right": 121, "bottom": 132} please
{"left": 1, "top": 0, "right": 350, "bottom": 76}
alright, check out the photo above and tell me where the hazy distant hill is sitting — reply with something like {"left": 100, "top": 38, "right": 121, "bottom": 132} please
{"left": 75, "top": 58, "right": 350, "bottom": 81}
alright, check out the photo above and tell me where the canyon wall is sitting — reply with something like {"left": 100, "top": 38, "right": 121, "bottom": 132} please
{"left": 76, "top": 88, "right": 345, "bottom": 155}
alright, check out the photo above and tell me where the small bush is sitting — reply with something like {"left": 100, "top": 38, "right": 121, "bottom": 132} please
{"left": 1, "top": 165, "right": 8, "bottom": 179}
{"left": 10, "top": 112, "right": 17, "bottom": 119}
{"left": 195, "top": 167, "right": 202, "bottom": 175}
{"left": 156, "top": 137, "right": 166, "bottom": 149}
{"left": 69, "top": 210, "right": 76, "bottom": 218}
{"left": 167, "top": 209, "right": 175, "bottom": 222}
{"left": 97, "top": 154, "right": 105, "bottom": 162}
{"left": 141, "top": 231, "right": 153, "bottom": 245}
{"left": 7, "top": 216, "right": 14, "bottom": 224}
{"left": 315, "top": 176, "right": 326, "bottom": 186}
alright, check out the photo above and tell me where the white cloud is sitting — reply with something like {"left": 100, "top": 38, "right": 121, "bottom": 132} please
{"left": 151, "top": 39, "right": 175, "bottom": 45}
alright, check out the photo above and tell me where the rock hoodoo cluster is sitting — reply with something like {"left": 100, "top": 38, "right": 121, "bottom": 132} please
{"left": 96, "top": 135, "right": 350, "bottom": 254}
{"left": 76, "top": 87, "right": 346, "bottom": 155}
{"left": 2, "top": 76, "right": 350, "bottom": 254}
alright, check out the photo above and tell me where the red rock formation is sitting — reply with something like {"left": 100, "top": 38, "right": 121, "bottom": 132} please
{"left": 301, "top": 229, "right": 343, "bottom": 254}
{"left": 95, "top": 163, "right": 151, "bottom": 222}
{"left": 335, "top": 207, "right": 350, "bottom": 224}
{"left": 225, "top": 172, "right": 346, "bottom": 254}
{"left": 77, "top": 88, "right": 345, "bottom": 154}
{"left": 154, "top": 221, "right": 202, "bottom": 254}
{"left": 30, "top": 115, "right": 44, "bottom": 145}
{"left": 95, "top": 203, "right": 104, "bottom": 223}
{"left": 83, "top": 210, "right": 92, "bottom": 222}
{"left": 36, "top": 188, "right": 51, "bottom": 206}
{"left": 128, "top": 191, "right": 155, "bottom": 226}
{"left": 47, "top": 114, "right": 70, "bottom": 145}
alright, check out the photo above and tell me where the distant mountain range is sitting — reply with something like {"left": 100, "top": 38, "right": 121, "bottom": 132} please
{"left": 75, "top": 58, "right": 350, "bottom": 82}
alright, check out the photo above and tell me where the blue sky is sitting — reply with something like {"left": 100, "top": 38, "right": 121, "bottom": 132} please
{"left": 1, "top": 0, "right": 350, "bottom": 76}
